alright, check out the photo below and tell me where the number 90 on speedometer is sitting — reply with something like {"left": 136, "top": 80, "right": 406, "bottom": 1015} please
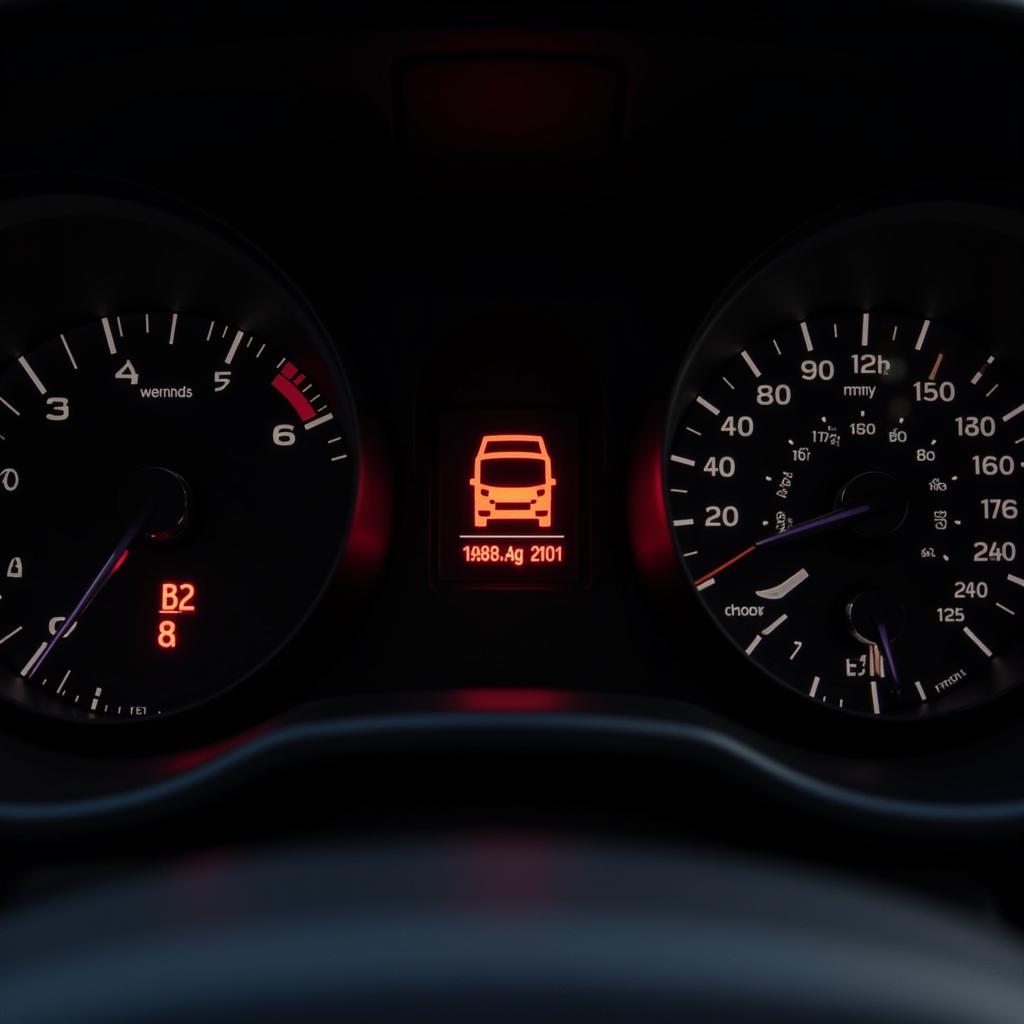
{"left": 665, "top": 312, "right": 1024, "bottom": 718}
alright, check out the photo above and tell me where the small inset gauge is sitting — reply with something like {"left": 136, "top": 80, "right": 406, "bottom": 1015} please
{"left": 665, "top": 312, "right": 1024, "bottom": 717}
{"left": 0, "top": 311, "right": 358, "bottom": 720}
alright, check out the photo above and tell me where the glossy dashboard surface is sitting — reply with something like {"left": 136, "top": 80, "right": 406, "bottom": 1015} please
{"left": 2, "top": 0, "right": 1024, "bottom": 852}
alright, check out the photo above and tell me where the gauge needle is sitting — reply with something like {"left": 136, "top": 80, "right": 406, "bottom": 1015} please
{"left": 24, "top": 505, "right": 151, "bottom": 679}
{"left": 693, "top": 503, "right": 872, "bottom": 587}
{"left": 874, "top": 619, "right": 900, "bottom": 689}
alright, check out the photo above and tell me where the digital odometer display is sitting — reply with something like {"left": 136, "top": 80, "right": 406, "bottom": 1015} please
{"left": 666, "top": 313, "right": 1023, "bottom": 717}
{"left": 0, "top": 312, "right": 356, "bottom": 721}
{"left": 435, "top": 410, "right": 581, "bottom": 587}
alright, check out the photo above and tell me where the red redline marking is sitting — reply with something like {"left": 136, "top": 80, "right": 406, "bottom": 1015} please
{"left": 693, "top": 545, "right": 756, "bottom": 587}
{"left": 293, "top": 373, "right": 305, "bottom": 386}
{"left": 928, "top": 353, "right": 944, "bottom": 381}
{"left": 281, "top": 361, "right": 298, "bottom": 380}
{"left": 272, "top": 374, "right": 316, "bottom": 421}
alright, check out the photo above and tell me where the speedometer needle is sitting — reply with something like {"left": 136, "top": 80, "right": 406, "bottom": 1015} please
{"left": 25, "top": 504, "right": 151, "bottom": 679}
{"left": 693, "top": 503, "right": 872, "bottom": 587}
{"left": 875, "top": 618, "right": 900, "bottom": 689}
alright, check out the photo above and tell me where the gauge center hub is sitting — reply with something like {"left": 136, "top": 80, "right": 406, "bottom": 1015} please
{"left": 836, "top": 471, "right": 909, "bottom": 539}
{"left": 117, "top": 466, "right": 193, "bottom": 543}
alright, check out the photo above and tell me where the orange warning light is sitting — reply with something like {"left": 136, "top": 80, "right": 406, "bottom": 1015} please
{"left": 469, "top": 434, "right": 557, "bottom": 528}
{"left": 160, "top": 582, "right": 197, "bottom": 614}
{"left": 157, "top": 582, "right": 197, "bottom": 651}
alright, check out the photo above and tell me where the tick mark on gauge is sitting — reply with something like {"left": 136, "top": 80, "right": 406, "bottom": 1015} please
{"left": 0, "top": 395, "right": 20, "bottom": 417}
{"left": 869, "top": 679, "right": 880, "bottom": 715}
{"left": 740, "top": 350, "right": 762, "bottom": 378}
{"left": 927, "top": 353, "right": 944, "bottom": 381}
{"left": 224, "top": 330, "right": 244, "bottom": 365}
{"left": 101, "top": 317, "right": 117, "bottom": 354}
{"left": 1001, "top": 401, "right": 1024, "bottom": 423}
{"left": 914, "top": 680, "right": 927, "bottom": 701}
{"left": 695, "top": 395, "right": 720, "bottom": 416}
{"left": 20, "top": 641, "right": 49, "bottom": 678}
{"left": 996, "top": 602, "right": 1015, "bottom": 616}
{"left": 761, "top": 613, "right": 788, "bottom": 635}
{"left": 914, "top": 319, "right": 930, "bottom": 350}
{"left": 304, "top": 412, "right": 334, "bottom": 430}
{"left": 670, "top": 455, "right": 696, "bottom": 466}
{"left": 800, "top": 321, "right": 814, "bottom": 352}
{"left": 971, "top": 356, "right": 995, "bottom": 385}
{"left": 860, "top": 313, "right": 870, "bottom": 347}
{"left": 17, "top": 355, "right": 47, "bottom": 395}
{"left": 744, "top": 634, "right": 763, "bottom": 655}
{"left": 673, "top": 518, "right": 694, "bottom": 527}
{"left": 809, "top": 675, "right": 821, "bottom": 698}
{"left": 168, "top": 312, "right": 178, "bottom": 346}
{"left": 0, "top": 625, "right": 23, "bottom": 646}
{"left": 963, "top": 626, "right": 994, "bottom": 658}
{"left": 60, "top": 334, "right": 77, "bottom": 370}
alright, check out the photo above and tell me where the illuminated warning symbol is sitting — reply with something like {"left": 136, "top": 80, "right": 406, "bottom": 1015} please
{"left": 6, "top": 557, "right": 22, "bottom": 578}
{"left": 469, "top": 434, "right": 557, "bottom": 529}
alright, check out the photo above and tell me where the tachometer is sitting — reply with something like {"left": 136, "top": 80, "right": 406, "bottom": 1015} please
{"left": 0, "top": 311, "right": 357, "bottom": 721}
{"left": 666, "top": 312, "right": 1023, "bottom": 717}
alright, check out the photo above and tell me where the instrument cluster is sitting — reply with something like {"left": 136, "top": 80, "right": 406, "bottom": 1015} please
{"left": 3, "top": 1, "right": 1024, "bottom": 833}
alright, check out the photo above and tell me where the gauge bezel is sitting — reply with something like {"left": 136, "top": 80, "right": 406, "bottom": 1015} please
{"left": 662, "top": 203, "right": 1024, "bottom": 722}
{"left": 0, "top": 190, "right": 367, "bottom": 727}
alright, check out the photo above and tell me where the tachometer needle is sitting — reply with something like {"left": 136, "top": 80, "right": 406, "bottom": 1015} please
{"left": 25, "top": 505, "right": 151, "bottom": 679}
{"left": 693, "top": 503, "right": 872, "bottom": 588}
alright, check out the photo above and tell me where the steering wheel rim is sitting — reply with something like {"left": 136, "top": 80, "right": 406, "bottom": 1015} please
{"left": 2, "top": 839, "right": 1024, "bottom": 1023}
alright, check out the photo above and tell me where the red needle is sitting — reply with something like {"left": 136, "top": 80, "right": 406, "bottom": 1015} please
{"left": 691, "top": 504, "right": 873, "bottom": 588}
{"left": 693, "top": 545, "right": 756, "bottom": 587}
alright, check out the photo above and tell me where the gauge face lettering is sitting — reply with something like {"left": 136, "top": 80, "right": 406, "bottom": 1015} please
{"left": 0, "top": 313, "right": 356, "bottom": 720}
{"left": 666, "top": 313, "right": 1023, "bottom": 717}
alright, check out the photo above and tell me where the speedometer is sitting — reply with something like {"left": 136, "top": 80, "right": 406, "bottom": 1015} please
{"left": 666, "top": 312, "right": 1023, "bottom": 717}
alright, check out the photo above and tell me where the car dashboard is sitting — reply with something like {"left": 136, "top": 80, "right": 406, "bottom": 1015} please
{"left": 4, "top": 0, "right": 1024, "bottom": 962}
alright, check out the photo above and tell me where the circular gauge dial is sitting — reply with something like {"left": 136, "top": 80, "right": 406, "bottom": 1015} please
{"left": 0, "top": 312, "right": 355, "bottom": 721}
{"left": 667, "top": 313, "right": 1023, "bottom": 717}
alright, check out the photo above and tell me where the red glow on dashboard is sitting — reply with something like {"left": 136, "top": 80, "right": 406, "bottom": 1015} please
{"left": 448, "top": 689, "right": 575, "bottom": 713}
{"left": 629, "top": 410, "right": 684, "bottom": 589}
{"left": 158, "top": 725, "right": 271, "bottom": 775}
